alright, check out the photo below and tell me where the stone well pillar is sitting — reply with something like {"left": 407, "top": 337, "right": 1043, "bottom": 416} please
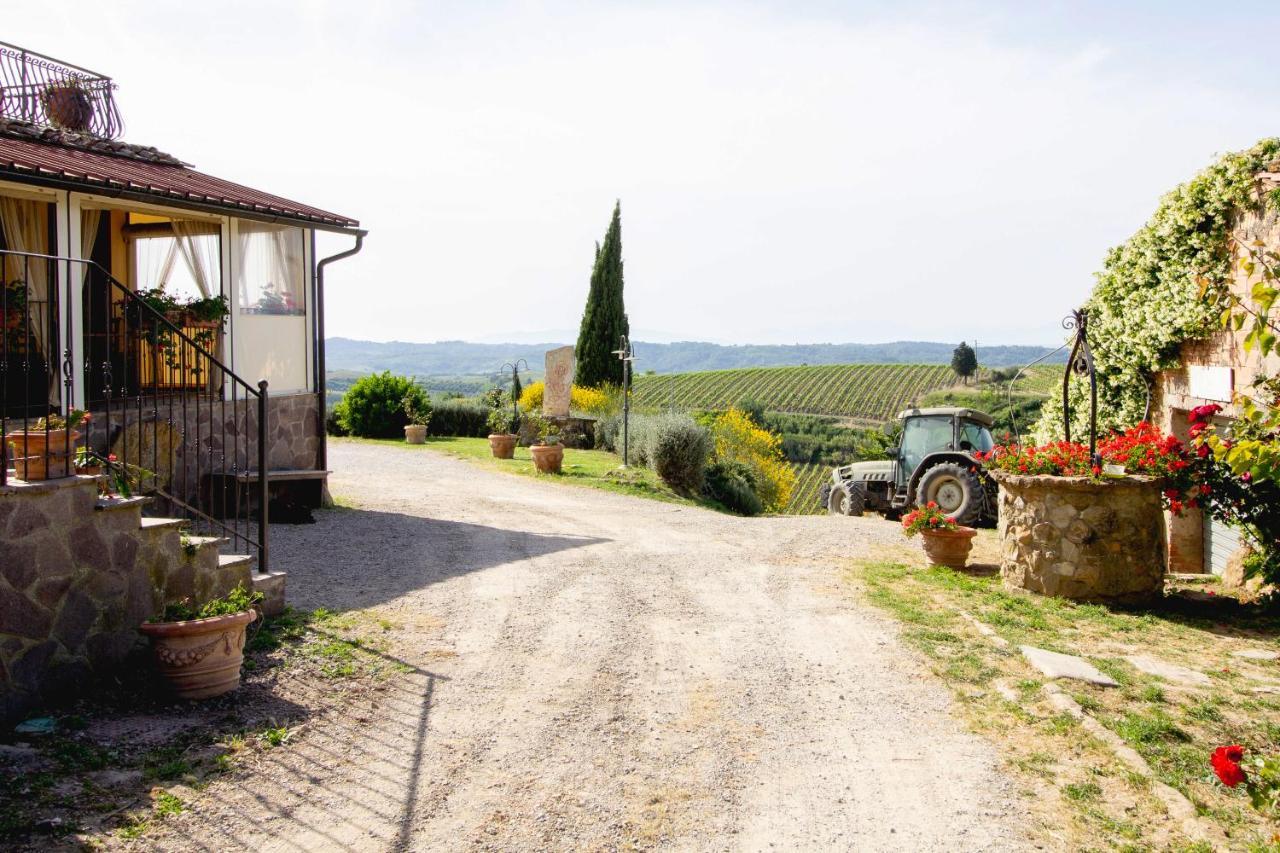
{"left": 991, "top": 473, "right": 1167, "bottom": 604}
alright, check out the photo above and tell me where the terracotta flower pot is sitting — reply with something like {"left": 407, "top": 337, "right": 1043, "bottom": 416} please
{"left": 530, "top": 443, "right": 564, "bottom": 474}
{"left": 139, "top": 609, "right": 256, "bottom": 700}
{"left": 404, "top": 424, "right": 428, "bottom": 444}
{"left": 488, "top": 433, "right": 517, "bottom": 459}
{"left": 43, "top": 85, "right": 94, "bottom": 131}
{"left": 4, "top": 429, "right": 81, "bottom": 481}
{"left": 919, "top": 526, "right": 977, "bottom": 569}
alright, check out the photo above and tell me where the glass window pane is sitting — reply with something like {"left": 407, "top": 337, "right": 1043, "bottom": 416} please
{"left": 238, "top": 222, "right": 304, "bottom": 315}
{"left": 901, "top": 416, "right": 954, "bottom": 473}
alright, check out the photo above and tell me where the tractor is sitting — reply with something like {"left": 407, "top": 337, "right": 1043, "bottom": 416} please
{"left": 819, "top": 407, "right": 997, "bottom": 526}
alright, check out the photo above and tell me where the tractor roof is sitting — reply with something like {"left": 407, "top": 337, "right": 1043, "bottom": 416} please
{"left": 897, "top": 406, "right": 995, "bottom": 426}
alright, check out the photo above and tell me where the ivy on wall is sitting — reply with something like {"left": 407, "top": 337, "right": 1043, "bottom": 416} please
{"left": 1035, "top": 138, "right": 1280, "bottom": 442}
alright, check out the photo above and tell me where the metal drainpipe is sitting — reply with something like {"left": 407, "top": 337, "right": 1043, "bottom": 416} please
{"left": 314, "top": 232, "right": 366, "bottom": 475}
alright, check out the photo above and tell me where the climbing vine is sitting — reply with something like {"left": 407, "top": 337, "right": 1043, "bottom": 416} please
{"left": 1035, "top": 138, "right": 1280, "bottom": 442}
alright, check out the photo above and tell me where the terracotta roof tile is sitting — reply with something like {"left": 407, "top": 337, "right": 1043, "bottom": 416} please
{"left": 0, "top": 121, "right": 359, "bottom": 229}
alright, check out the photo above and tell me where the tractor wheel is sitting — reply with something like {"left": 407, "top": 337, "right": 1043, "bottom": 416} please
{"left": 916, "top": 462, "right": 985, "bottom": 527}
{"left": 827, "top": 484, "right": 865, "bottom": 517}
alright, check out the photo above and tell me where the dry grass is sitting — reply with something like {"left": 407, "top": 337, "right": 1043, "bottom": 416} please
{"left": 846, "top": 534, "right": 1280, "bottom": 852}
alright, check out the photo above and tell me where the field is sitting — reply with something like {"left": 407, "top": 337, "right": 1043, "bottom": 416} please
{"left": 631, "top": 363, "right": 956, "bottom": 423}
{"left": 1011, "top": 363, "right": 1066, "bottom": 397}
{"left": 784, "top": 462, "right": 830, "bottom": 515}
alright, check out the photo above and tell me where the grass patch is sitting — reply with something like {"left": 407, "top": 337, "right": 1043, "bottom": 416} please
{"left": 847, "top": 556, "right": 1280, "bottom": 850}
{"left": 336, "top": 435, "right": 726, "bottom": 511}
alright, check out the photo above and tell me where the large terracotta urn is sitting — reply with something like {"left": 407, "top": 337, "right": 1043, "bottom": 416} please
{"left": 404, "top": 424, "right": 427, "bottom": 444}
{"left": 919, "top": 526, "right": 977, "bottom": 569}
{"left": 991, "top": 472, "right": 1166, "bottom": 604}
{"left": 4, "top": 429, "right": 81, "bottom": 481}
{"left": 530, "top": 443, "right": 564, "bottom": 474}
{"left": 139, "top": 609, "right": 256, "bottom": 700}
{"left": 488, "top": 433, "right": 517, "bottom": 459}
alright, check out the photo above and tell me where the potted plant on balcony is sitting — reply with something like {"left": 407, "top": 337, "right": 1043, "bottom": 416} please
{"left": 41, "top": 76, "right": 94, "bottom": 132}
{"left": 902, "top": 501, "right": 976, "bottom": 569}
{"left": 5, "top": 409, "right": 89, "bottom": 481}
{"left": 487, "top": 407, "right": 519, "bottom": 459}
{"left": 526, "top": 414, "right": 564, "bottom": 475}
{"left": 403, "top": 392, "right": 432, "bottom": 444}
{"left": 139, "top": 584, "right": 262, "bottom": 700}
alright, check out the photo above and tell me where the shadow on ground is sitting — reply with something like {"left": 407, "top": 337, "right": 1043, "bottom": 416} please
{"left": 268, "top": 507, "right": 611, "bottom": 612}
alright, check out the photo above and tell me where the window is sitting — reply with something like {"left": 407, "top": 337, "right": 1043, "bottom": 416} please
{"left": 959, "top": 421, "right": 994, "bottom": 453}
{"left": 900, "top": 415, "right": 954, "bottom": 474}
{"left": 237, "top": 222, "right": 304, "bottom": 315}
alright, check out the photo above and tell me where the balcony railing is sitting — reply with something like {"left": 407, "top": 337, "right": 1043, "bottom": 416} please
{"left": 0, "top": 41, "right": 122, "bottom": 138}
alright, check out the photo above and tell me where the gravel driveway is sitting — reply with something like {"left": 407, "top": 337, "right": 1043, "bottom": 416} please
{"left": 144, "top": 441, "right": 1030, "bottom": 851}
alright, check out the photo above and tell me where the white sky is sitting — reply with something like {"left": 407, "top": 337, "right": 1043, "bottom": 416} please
{"left": 8, "top": 2, "right": 1278, "bottom": 346}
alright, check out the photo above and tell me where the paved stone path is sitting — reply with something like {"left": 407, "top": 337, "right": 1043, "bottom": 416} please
{"left": 134, "top": 441, "right": 1030, "bottom": 851}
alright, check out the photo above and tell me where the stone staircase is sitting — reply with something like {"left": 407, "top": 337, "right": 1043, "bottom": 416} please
{"left": 0, "top": 475, "right": 284, "bottom": 720}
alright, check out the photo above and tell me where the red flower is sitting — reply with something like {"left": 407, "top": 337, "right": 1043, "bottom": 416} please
{"left": 1190, "top": 403, "right": 1222, "bottom": 423}
{"left": 1169, "top": 499, "right": 1183, "bottom": 514}
{"left": 1164, "top": 489, "right": 1180, "bottom": 500}
{"left": 1210, "top": 745, "right": 1247, "bottom": 788}
{"left": 1241, "top": 471, "right": 1252, "bottom": 482}
{"left": 107, "top": 454, "right": 117, "bottom": 462}
{"left": 1197, "top": 444, "right": 1211, "bottom": 458}
{"left": 1189, "top": 421, "right": 1207, "bottom": 438}
{"left": 926, "top": 501, "right": 938, "bottom": 509}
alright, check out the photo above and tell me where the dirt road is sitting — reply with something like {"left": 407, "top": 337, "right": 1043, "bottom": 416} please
{"left": 144, "top": 441, "right": 1030, "bottom": 851}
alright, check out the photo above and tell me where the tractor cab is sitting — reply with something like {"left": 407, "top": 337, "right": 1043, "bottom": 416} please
{"left": 893, "top": 408, "right": 995, "bottom": 495}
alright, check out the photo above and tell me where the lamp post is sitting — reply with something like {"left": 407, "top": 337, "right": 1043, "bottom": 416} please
{"left": 611, "top": 336, "right": 636, "bottom": 467}
{"left": 500, "top": 359, "right": 528, "bottom": 431}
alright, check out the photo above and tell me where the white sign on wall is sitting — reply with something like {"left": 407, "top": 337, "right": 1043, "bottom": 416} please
{"left": 1188, "top": 365, "right": 1233, "bottom": 403}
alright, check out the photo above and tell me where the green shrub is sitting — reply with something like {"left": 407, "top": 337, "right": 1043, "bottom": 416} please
{"left": 487, "top": 406, "right": 518, "bottom": 435}
{"left": 647, "top": 414, "right": 711, "bottom": 493}
{"left": 704, "top": 461, "right": 763, "bottom": 515}
{"left": 428, "top": 399, "right": 490, "bottom": 437}
{"left": 326, "top": 403, "right": 349, "bottom": 437}
{"left": 155, "top": 583, "right": 263, "bottom": 622}
{"left": 339, "top": 372, "right": 425, "bottom": 438}
{"left": 595, "top": 413, "right": 622, "bottom": 452}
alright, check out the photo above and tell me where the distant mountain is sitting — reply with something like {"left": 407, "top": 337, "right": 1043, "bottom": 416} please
{"left": 325, "top": 337, "right": 1067, "bottom": 377}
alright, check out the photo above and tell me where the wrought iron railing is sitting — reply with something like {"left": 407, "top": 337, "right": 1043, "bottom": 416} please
{"left": 0, "top": 41, "right": 122, "bottom": 138}
{"left": 1, "top": 250, "right": 269, "bottom": 573}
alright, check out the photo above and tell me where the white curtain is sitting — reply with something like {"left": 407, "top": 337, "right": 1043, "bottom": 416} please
{"left": 170, "top": 218, "right": 217, "bottom": 299}
{"left": 238, "top": 221, "right": 303, "bottom": 315}
{"left": 0, "top": 195, "right": 57, "bottom": 405}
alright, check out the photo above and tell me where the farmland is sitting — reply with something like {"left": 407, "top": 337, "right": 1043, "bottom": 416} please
{"left": 631, "top": 363, "right": 955, "bottom": 423}
{"left": 784, "top": 463, "right": 830, "bottom": 515}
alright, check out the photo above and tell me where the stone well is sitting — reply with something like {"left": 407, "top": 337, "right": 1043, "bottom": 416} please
{"left": 992, "top": 472, "right": 1167, "bottom": 603}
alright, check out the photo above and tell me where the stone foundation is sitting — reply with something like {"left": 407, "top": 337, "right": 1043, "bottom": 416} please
{"left": 993, "top": 472, "right": 1167, "bottom": 603}
{"left": 0, "top": 477, "right": 250, "bottom": 721}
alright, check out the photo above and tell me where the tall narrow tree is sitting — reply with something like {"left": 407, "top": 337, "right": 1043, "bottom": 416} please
{"left": 575, "top": 201, "right": 630, "bottom": 388}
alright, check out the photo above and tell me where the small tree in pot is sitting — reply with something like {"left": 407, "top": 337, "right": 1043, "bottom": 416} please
{"left": 403, "top": 392, "right": 432, "bottom": 444}
{"left": 487, "top": 407, "right": 519, "bottom": 459}
{"left": 139, "top": 584, "right": 262, "bottom": 700}
{"left": 902, "top": 501, "right": 976, "bottom": 569}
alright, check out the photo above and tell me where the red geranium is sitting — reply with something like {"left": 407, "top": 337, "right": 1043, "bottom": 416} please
{"left": 1211, "top": 745, "right": 1247, "bottom": 788}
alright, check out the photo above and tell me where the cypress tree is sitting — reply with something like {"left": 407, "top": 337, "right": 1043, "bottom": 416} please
{"left": 575, "top": 201, "right": 630, "bottom": 388}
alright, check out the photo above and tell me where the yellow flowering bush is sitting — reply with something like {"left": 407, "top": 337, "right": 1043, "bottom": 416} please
{"left": 517, "top": 381, "right": 620, "bottom": 416}
{"left": 709, "top": 408, "right": 796, "bottom": 512}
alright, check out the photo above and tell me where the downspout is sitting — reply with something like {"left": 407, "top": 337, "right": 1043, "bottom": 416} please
{"left": 314, "top": 231, "right": 366, "bottom": 478}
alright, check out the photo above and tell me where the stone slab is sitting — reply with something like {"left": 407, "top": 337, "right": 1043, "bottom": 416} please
{"left": 543, "top": 346, "right": 575, "bottom": 418}
{"left": 1124, "top": 655, "right": 1211, "bottom": 686}
{"left": 1020, "top": 645, "right": 1118, "bottom": 686}
{"left": 1231, "top": 649, "right": 1279, "bottom": 662}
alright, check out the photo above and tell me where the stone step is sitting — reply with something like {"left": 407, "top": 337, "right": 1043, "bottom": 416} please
{"left": 251, "top": 569, "right": 287, "bottom": 617}
{"left": 218, "top": 554, "right": 253, "bottom": 570}
{"left": 139, "top": 517, "right": 185, "bottom": 532}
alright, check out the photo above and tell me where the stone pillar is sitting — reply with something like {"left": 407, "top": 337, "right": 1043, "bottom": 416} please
{"left": 543, "top": 346, "right": 575, "bottom": 418}
{"left": 992, "top": 472, "right": 1167, "bottom": 604}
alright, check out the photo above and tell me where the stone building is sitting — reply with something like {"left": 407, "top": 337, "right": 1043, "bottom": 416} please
{"left": 1153, "top": 171, "right": 1280, "bottom": 578}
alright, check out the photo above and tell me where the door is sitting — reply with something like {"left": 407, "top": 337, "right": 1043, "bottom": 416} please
{"left": 1204, "top": 513, "right": 1242, "bottom": 576}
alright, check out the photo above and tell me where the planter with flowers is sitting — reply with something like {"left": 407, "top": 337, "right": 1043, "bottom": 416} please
{"left": 139, "top": 583, "right": 262, "bottom": 700}
{"left": 5, "top": 409, "right": 89, "bottom": 481}
{"left": 901, "top": 502, "right": 977, "bottom": 569}
{"left": 977, "top": 422, "right": 1193, "bottom": 603}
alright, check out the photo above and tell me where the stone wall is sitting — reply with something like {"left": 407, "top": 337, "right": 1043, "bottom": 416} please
{"left": 80, "top": 391, "right": 322, "bottom": 506}
{"left": 0, "top": 476, "right": 249, "bottom": 721}
{"left": 994, "top": 472, "right": 1167, "bottom": 603}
